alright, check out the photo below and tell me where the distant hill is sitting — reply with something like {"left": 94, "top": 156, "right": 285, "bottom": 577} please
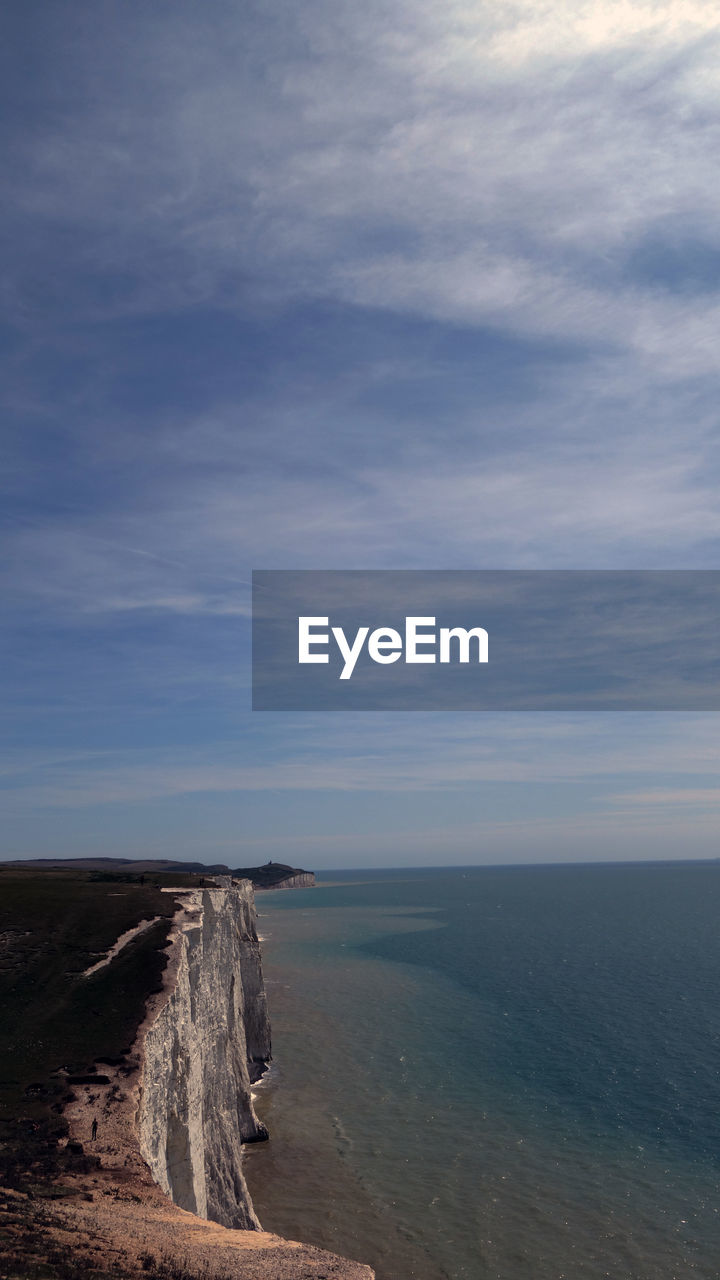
{"left": 0, "top": 856, "right": 315, "bottom": 889}
{"left": 232, "top": 862, "right": 315, "bottom": 889}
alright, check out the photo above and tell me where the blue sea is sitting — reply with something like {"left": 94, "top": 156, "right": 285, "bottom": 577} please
{"left": 244, "top": 863, "right": 720, "bottom": 1279}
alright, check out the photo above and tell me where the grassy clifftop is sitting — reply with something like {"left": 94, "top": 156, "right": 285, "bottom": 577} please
{"left": 0, "top": 868, "right": 195, "bottom": 1187}
{"left": 4, "top": 859, "right": 315, "bottom": 889}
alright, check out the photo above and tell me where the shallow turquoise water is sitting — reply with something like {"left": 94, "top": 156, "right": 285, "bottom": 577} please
{"left": 244, "top": 864, "right": 720, "bottom": 1279}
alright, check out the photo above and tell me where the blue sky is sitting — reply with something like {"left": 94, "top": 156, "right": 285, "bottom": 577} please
{"left": 3, "top": 0, "right": 720, "bottom": 867}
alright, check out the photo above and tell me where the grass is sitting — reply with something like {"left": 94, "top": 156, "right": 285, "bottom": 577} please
{"left": 0, "top": 868, "right": 211, "bottom": 1184}
{"left": 0, "top": 868, "right": 243, "bottom": 1280}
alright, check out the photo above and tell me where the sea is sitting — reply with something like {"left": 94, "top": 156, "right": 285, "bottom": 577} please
{"left": 243, "top": 863, "right": 720, "bottom": 1280}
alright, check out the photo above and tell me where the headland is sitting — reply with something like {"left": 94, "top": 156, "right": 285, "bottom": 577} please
{"left": 0, "top": 861, "right": 372, "bottom": 1280}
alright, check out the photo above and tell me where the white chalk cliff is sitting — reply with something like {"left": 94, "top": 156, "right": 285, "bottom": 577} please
{"left": 137, "top": 879, "right": 271, "bottom": 1230}
{"left": 261, "top": 871, "right": 315, "bottom": 889}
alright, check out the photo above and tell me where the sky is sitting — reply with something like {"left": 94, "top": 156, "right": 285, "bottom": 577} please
{"left": 3, "top": 0, "right": 720, "bottom": 868}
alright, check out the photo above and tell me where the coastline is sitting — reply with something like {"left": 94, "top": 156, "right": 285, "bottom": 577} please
{"left": 49, "top": 880, "right": 375, "bottom": 1280}
{"left": 55, "top": 1052, "right": 373, "bottom": 1280}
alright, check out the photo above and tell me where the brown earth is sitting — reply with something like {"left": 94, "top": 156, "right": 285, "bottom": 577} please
{"left": 0, "top": 1049, "right": 374, "bottom": 1280}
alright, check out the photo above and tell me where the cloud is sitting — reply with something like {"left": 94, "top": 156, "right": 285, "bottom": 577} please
{"left": 3, "top": 713, "right": 720, "bottom": 808}
{"left": 608, "top": 786, "right": 720, "bottom": 808}
{"left": 5, "top": 430, "right": 719, "bottom": 632}
{"left": 5, "top": 0, "right": 720, "bottom": 359}
{"left": 4, "top": 0, "right": 720, "bottom": 861}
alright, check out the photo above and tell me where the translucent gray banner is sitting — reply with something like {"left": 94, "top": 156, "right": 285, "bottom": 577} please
{"left": 252, "top": 570, "right": 720, "bottom": 710}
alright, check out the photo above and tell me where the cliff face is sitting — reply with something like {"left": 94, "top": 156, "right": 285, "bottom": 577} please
{"left": 232, "top": 863, "right": 316, "bottom": 890}
{"left": 137, "top": 879, "right": 270, "bottom": 1230}
{"left": 255, "top": 872, "right": 315, "bottom": 890}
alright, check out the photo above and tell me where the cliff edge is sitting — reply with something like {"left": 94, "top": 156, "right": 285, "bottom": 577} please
{"left": 53, "top": 878, "right": 374, "bottom": 1279}
{"left": 233, "top": 862, "right": 315, "bottom": 890}
{"left": 137, "top": 880, "right": 270, "bottom": 1229}
{"left": 4, "top": 857, "right": 316, "bottom": 891}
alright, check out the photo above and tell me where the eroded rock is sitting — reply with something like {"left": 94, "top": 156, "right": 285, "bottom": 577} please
{"left": 137, "top": 881, "right": 270, "bottom": 1230}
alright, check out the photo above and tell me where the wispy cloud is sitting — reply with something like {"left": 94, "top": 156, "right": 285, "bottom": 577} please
{"left": 3, "top": 714, "right": 720, "bottom": 806}
{"left": 3, "top": 0, "right": 720, "bottom": 861}
{"left": 5, "top": 1, "right": 720, "bottom": 349}
{"left": 608, "top": 786, "right": 720, "bottom": 809}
